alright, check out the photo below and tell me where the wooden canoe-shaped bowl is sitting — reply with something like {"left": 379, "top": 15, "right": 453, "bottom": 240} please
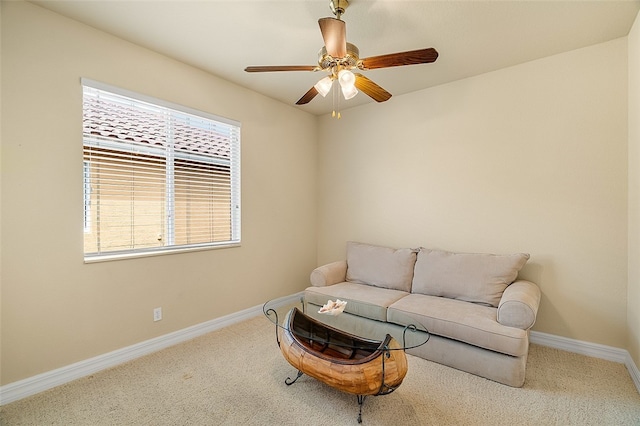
{"left": 279, "top": 307, "right": 408, "bottom": 396}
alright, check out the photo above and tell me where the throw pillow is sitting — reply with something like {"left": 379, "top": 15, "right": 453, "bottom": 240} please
{"left": 346, "top": 241, "right": 417, "bottom": 292}
{"left": 411, "top": 248, "right": 530, "bottom": 307}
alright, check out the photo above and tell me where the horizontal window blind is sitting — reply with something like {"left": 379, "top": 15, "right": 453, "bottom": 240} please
{"left": 82, "top": 80, "right": 240, "bottom": 260}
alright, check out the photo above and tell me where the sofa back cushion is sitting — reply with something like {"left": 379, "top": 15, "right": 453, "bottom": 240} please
{"left": 346, "top": 242, "right": 417, "bottom": 292}
{"left": 411, "top": 248, "right": 530, "bottom": 307}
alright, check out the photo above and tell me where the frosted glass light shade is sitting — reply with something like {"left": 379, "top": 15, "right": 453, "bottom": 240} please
{"left": 337, "top": 69, "right": 357, "bottom": 100}
{"left": 314, "top": 76, "right": 333, "bottom": 97}
{"left": 338, "top": 69, "right": 356, "bottom": 87}
{"left": 340, "top": 84, "right": 358, "bottom": 100}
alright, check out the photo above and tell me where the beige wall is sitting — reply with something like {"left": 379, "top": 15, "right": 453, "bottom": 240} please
{"left": 1, "top": 0, "right": 638, "bottom": 389}
{"left": 0, "top": 1, "right": 317, "bottom": 385}
{"left": 317, "top": 38, "right": 629, "bottom": 348}
{"left": 628, "top": 9, "right": 640, "bottom": 367}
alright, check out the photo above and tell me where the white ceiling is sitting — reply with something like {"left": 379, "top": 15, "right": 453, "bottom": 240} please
{"left": 31, "top": 0, "right": 640, "bottom": 116}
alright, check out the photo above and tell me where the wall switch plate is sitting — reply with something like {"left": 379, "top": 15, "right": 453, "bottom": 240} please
{"left": 153, "top": 307, "right": 162, "bottom": 322}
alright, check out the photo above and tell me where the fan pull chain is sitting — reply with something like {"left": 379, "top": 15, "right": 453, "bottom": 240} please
{"left": 332, "top": 83, "right": 341, "bottom": 119}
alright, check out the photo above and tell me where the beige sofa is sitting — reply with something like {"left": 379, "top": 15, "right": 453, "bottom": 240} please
{"left": 304, "top": 242, "right": 541, "bottom": 387}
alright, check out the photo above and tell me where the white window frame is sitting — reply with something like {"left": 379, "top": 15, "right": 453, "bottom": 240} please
{"left": 82, "top": 79, "right": 241, "bottom": 262}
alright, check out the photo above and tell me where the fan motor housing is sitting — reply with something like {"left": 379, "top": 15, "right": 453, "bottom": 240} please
{"left": 318, "top": 42, "right": 360, "bottom": 70}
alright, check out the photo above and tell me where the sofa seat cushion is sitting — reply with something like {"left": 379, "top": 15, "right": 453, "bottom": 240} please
{"left": 411, "top": 248, "right": 530, "bottom": 307}
{"left": 387, "top": 293, "right": 529, "bottom": 357}
{"left": 305, "top": 282, "right": 409, "bottom": 322}
{"left": 346, "top": 241, "right": 417, "bottom": 292}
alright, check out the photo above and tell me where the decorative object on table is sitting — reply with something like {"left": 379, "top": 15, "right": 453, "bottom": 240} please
{"left": 318, "top": 299, "right": 347, "bottom": 315}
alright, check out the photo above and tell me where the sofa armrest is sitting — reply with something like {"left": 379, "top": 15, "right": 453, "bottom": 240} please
{"left": 310, "top": 261, "right": 347, "bottom": 287}
{"left": 497, "top": 280, "right": 541, "bottom": 330}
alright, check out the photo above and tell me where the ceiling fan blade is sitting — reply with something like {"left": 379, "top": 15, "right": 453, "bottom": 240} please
{"left": 353, "top": 73, "right": 392, "bottom": 103}
{"left": 319, "top": 17, "right": 346, "bottom": 58}
{"left": 296, "top": 86, "right": 319, "bottom": 105}
{"left": 360, "top": 48, "right": 439, "bottom": 70}
{"left": 245, "top": 65, "right": 317, "bottom": 73}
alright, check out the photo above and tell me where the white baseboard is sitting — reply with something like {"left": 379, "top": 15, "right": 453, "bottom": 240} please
{"left": 0, "top": 293, "right": 302, "bottom": 406}
{"left": 2, "top": 296, "right": 637, "bottom": 405}
{"left": 625, "top": 351, "right": 640, "bottom": 393}
{"left": 530, "top": 330, "right": 640, "bottom": 393}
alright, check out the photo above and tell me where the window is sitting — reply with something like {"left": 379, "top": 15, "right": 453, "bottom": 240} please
{"left": 82, "top": 79, "right": 240, "bottom": 261}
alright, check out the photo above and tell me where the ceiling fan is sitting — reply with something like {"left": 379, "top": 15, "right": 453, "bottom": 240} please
{"left": 244, "top": 0, "right": 439, "bottom": 107}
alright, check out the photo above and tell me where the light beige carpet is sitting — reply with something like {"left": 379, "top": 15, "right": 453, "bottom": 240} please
{"left": 1, "top": 315, "right": 639, "bottom": 425}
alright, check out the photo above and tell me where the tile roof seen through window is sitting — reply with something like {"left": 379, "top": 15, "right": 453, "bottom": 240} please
{"left": 83, "top": 97, "right": 231, "bottom": 160}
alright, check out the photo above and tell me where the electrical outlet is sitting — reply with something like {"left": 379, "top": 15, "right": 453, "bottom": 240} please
{"left": 153, "top": 307, "right": 162, "bottom": 322}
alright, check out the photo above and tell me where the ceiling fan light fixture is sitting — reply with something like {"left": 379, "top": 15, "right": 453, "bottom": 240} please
{"left": 314, "top": 76, "right": 334, "bottom": 97}
{"left": 244, "top": 0, "right": 438, "bottom": 109}
{"left": 341, "top": 84, "right": 358, "bottom": 100}
{"left": 338, "top": 69, "right": 356, "bottom": 88}
{"left": 338, "top": 69, "right": 357, "bottom": 100}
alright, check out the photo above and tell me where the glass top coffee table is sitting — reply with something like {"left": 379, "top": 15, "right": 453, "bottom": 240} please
{"left": 263, "top": 297, "right": 430, "bottom": 423}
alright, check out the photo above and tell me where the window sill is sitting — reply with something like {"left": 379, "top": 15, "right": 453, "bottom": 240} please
{"left": 84, "top": 243, "right": 241, "bottom": 264}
